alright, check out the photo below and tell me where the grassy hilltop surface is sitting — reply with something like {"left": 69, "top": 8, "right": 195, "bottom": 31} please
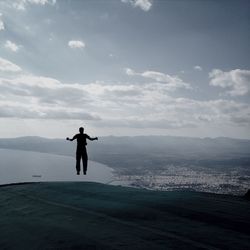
{"left": 0, "top": 182, "right": 250, "bottom": 250}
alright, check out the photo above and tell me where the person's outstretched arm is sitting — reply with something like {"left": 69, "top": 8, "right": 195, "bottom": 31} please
{"left": 66, "top": 135, "right": 77, "bottom": 141}
{"left": 86, "top": 134, "right": 98, "bottom": 141}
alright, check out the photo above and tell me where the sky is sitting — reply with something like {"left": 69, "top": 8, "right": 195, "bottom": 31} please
{"left": 0, "top": 0, "right": 249, "bottom": 139}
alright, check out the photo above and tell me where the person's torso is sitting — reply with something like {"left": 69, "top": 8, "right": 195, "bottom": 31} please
{"left": 76, "top": 133, "right": 87, "bottom": 147}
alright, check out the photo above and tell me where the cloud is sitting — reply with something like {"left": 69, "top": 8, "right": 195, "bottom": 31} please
{"left": 30, "top": 0, "right": 56, "bottom": 4}
{"left": 0, "top": 57, "right": 22, "bottom": 72}
{"left": 4, "top": 40, "right": 20, "bottom": 52}
{"left": 95, "top": 118, "right": 196, "bottom": 129}
{"left": 11, "top": 0, "right": 56, "bottom": 10}
{"left": 0, "top": 74, "right": 90, "bottom": 105}
{"left": 79, "top": 82, "right": 250, "bottom": 128}
{"left": 43, "top": 110, "right": 100, "bottom": 120}
{"left": 121, "top": 0, "right": 152, "bottom": 12}
{"left": 209, "top": 69, "right": 250, "bottom": 96}
{"left": 230, "top": 115, "right": 250, "bottom": 126}
{"left": 125, "top": 68, "right": 191, "bottom": 91}
{"left": 90, "top": 92, "right": 250, "bottom": 129}
{"left": 0, "top": 65, "right": 249, "bottom": 128}
{"left": 0, "top": 103, "right": 100, "bottom": 120}
{"left": 0, "top": 13, "right": 4, "bottom": 31}
{"left": 194, "top": 65, "right": 202, "bottom": 71}
{"left": 68, "top": 40, "right": 85, "bottom": 49}
{"left": 125, "top": 68, "right": 135, "bottom": 76}
{"left": 0, "top": 74, "right": 100, "bottom": 120}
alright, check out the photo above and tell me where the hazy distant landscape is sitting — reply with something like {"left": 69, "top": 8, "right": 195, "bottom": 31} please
{"left": 1, "top": 136, "right": 249, "bottom": 195}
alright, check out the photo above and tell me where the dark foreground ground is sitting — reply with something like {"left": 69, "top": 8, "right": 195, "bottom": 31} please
{"left": 0, "top": 182, "right": 249, "bottom": 250}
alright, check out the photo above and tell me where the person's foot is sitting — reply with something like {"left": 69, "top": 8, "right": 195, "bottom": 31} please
{"left": 77, "top": 171, "right": 80, "bottom": 175}
{"left": 83, "top": 171, "right": 86, "bottom": 175}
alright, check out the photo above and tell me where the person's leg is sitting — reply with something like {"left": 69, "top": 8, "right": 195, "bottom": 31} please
{"left": 82, "top": 148, "right": 88, "bottom": 175}
{"left": 76, "top": 150, "right": 81, "bottom": 175}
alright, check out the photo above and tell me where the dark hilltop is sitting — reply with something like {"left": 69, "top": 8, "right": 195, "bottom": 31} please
{"left": 0, "top": 182, "right": 250, "bottom": 250}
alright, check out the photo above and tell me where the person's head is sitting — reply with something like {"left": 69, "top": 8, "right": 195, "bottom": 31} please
{"left": 79, "top": 127, "right": 84, "bottom": 134}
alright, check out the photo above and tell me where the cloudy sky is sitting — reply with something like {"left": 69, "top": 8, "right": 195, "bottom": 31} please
{"left": 0, "top": 0, "right": 249, "bottom": 139}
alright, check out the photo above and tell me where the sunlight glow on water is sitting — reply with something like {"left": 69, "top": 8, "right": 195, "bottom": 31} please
{"left": 111, "top": 165, "right": 250, "bottom": 195}
{"left": 0, "top": 149, "right": 114, "bottom": 185}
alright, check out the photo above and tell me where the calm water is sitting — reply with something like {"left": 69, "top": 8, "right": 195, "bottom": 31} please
{"left": 0, "top": 149, "right": 115, "bottom": 185}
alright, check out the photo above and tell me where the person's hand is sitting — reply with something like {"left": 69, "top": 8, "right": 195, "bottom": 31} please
{"left": 66, "top": 137, "right": 69, "bottom": 140}
{"left": 96, "top": 137, "right": 98, "bottom": 140}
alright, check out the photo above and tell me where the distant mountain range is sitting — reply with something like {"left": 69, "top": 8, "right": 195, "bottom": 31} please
{"left": 0, "top": 136, "right": 249, "bottom": 174}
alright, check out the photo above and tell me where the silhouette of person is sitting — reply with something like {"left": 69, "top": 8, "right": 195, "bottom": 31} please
{"left": 66, "top": 127, "right": 98, "bottom": 175}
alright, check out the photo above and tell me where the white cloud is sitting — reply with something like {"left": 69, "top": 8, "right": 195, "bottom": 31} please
{"left": 0, "top": 13, "right": 4, "bottom": 31}
{"left": 194, "top": 65, "right": 202, "bottom": 71}
{"left": 95, "top": 118, "right": 196, "bottom": 129}
{"left": 68, "top": 40, "right": 85, "bottom": 49}
{"left": 42, "top": 109, "right": 100, "bottom": 120}
{"left": 0, "top": 103, "right": 99, "bottom": 120}
{"left": 0, "top": 66, "right": 249, "bottom": 129}
{"left": 30, "top": 0, "right": 56, "bottom": 4}
{"left": 80, "top": 82, "right": 250, "bottom": 128}
{"left": 125, "top": 68, "right": 191, "bottom": 91}
{"left": 0, "top": 57, "right": 22, "bottom": 72}
{"left": 133, "top": 0, "right": 152, "bottom": 11}
{"left": 4, "top": 40, "right": 20, "bottom": 52}
{"left": 209, "top": 69, "right": 250, "bottom": 96}
{"left": 0, "top": 75, "right": 99, "bottom": 120}
{"left": 12, "top": 0, "right": 56, "bottom": 10}
{"left": 125, "top": 68, "right": 135, "bottom": 76}
{"left": 0, "top": 75, "right": 90, "bottom": 105}
{"left": 121, "top": 0, "right": 152, "bottom": 11}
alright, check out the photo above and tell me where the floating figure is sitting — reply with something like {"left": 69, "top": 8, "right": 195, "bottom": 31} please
{"left": 67, "top": 127, "right": 98, "bottom": 175}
